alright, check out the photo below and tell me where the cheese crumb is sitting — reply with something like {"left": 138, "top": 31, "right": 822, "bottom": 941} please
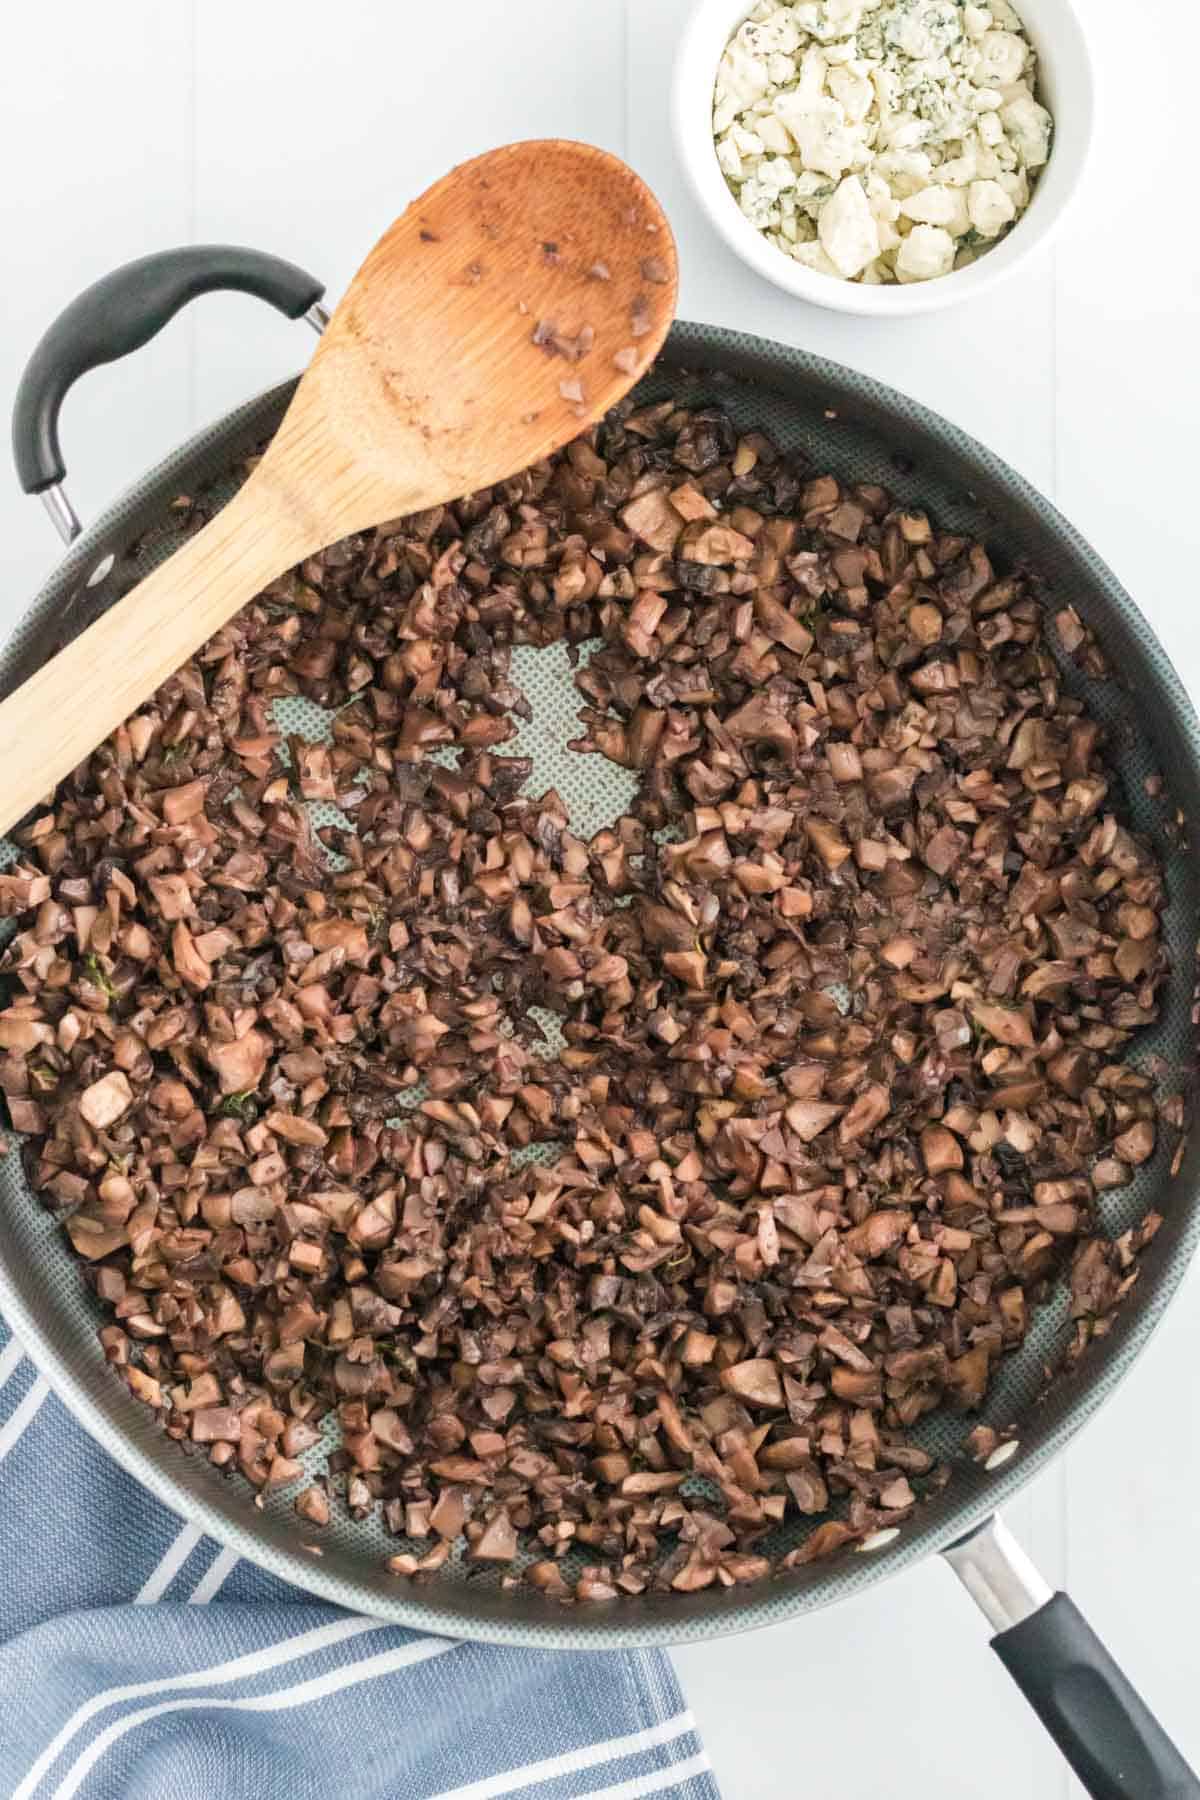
{"left": 896, "top": 223, "right": 956, "bottom": 281}
{"left": 818, "top": 175, "right": 880, "bottom": 275}
{"left": 967, "top": 177, "right": 1017, "bottom": 237}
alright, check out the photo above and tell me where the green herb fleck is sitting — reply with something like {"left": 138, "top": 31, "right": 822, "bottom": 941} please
{"left": 83, "top": 953, "right": 116, "bottom": 1000}
{"left": 220, "top": 1090, "right": 259, "bottom": 1123}
{"left": 381, "top": 1340, "right": 419, "bottom": 1378}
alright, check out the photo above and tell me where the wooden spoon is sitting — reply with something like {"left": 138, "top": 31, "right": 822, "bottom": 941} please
{"left": 0, "top": 140, "right": 677, "bottom": 835}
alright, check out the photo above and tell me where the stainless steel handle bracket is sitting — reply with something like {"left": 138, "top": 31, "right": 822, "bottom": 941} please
{"left": 942, "top": 1513, "right": 1053, "bottom": 1633}
{"left": 40, "top": 483, "right": 82, "bottom": 547}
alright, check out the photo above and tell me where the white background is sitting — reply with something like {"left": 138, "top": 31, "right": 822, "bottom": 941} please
{"left": 1, "top": 3, "right": 1197, "bottom": 1795}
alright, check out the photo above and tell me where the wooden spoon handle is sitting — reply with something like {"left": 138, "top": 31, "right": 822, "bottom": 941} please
{"left": 0, "top": 480, "right": 304, "bottom": 837}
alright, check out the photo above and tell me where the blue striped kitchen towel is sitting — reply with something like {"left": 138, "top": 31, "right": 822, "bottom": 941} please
{"left": 0, "top": 1314, "right": 718, "bottom": 1800}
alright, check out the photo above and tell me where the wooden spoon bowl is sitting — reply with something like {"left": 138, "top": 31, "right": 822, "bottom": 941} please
{"left": 0, "top": 140, "right": 677, "bottom": 834}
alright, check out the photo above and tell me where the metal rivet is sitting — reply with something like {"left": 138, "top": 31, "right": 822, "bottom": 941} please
{"left": 86, "top": 554, "right": 116, "bottom": 589}
{"left": 985, "top": 1439, "right": 1020, "bottom": 1471}
{"left": 857, "top": 1526, "right": 900, "bottom": 1553}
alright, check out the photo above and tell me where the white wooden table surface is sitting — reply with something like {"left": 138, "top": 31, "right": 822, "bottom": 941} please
{"left": 1, "top": 4, "right": 1197, "bottom": 1796}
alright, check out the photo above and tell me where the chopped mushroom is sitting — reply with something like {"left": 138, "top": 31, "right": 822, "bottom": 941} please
{"left": 78, "top": 1072, "right": 133, "bottom": 1130}
{"left": 471, "top": 1508, "right": 518, "bottom": 1562}
{"left": 920, "top": 1126, "right": 963, "bottom": 1174}
{"left": 720, "top": 1359, "right": 784, "bottom": 1408}
{"left": 785, "top": 1099, "right": 844, "bottom": 1141}
{"left": 621, "top": 488, "right": 682, "bottom": 554}
{"left": 839, "top": 1084, "right": 891, "bottom": 1144}
{"left": 1113, "top": 1120, "right": 1155, "bottom": 1166}
{"left": 971, "top": 1004, "right": 1035, "bottom": 1049}
{"left": 206, "top": 1028, "right": 270, "bottom": 1095}
{"left": 295, "top": 1486, "right": 331, "bottom": 1527}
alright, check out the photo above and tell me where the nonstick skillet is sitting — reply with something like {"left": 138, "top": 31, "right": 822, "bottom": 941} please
{"left": 3, "top": 247, "right": 1198, "bottom": 1799}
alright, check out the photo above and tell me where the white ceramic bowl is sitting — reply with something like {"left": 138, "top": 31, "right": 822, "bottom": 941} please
{"left": 672, "top": 0, "right": 1094, "bottom": 316}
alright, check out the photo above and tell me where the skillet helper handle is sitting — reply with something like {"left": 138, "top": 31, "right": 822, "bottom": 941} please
{"left": 946, "top": 1516, "right": 1199, "bottom": 1800}
{"left": 994, "top": 1594, "right": 1200, "bottom": 1800}
{"left": 12, "top": 246, "right": 326, "bottom": 532}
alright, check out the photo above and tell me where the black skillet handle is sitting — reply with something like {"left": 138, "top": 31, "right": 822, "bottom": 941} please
{"left": 946, "top": 1517, "right": 1198, "bottom": 1800}
{"left": 993, "top": 1593, "right": 1200, "bottom": 1799}
{"left": 12, "top": 246, "right": 325, "bottom": 502}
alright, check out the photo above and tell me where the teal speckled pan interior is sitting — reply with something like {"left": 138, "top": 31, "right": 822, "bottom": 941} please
{"left": 1, "top": 320, "right": 1197, "bottom": 1649}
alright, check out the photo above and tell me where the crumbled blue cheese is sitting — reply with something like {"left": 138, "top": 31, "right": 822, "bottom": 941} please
{"left": 713, "top": 0, "right": 1052, "bottom": 284}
